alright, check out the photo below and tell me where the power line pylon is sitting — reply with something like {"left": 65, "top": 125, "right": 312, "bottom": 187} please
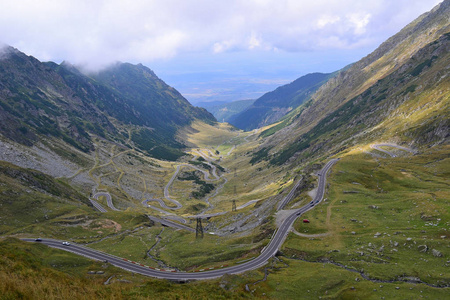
{"left": 196, "top": 218, "right": 203, "bottom": 239}
{"left": 232, "top": 199, "right": 237, "bottom": 212}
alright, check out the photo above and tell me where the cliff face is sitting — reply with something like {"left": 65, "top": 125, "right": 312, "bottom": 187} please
{"left": 256, "top": 1, "right": 450, "bottom": 165}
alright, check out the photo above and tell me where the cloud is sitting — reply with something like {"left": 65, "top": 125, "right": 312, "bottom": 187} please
{"left": 0, "top": 0, "right": 442, "bottom": 69}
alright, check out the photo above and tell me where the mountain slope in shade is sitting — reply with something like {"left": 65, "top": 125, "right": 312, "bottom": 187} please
{"left": 0, "top": 48, "right": 215, "bottom": 160}
{"left": 253, "top": 0, "right": 449, "bottom": 166}
{"left": 229, "top": 72, "right": 333, "bottom": 130}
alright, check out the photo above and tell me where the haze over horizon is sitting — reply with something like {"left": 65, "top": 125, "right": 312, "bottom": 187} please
{"left": 1, "top": 0, "right": 441, "bottom": 104}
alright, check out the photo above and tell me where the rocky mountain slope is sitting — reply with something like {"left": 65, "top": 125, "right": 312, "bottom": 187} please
{"left": 230, "top": 72, "right": 333, "bottom": 130}
{"left": 0, "top": 48, "right": 215, "bottom": 160}
{"left": 252, "top": 0, "right": 449, "bottom": 166}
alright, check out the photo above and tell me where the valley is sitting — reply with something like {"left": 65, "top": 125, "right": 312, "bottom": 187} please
{"left": 0, "top": 1, "right": 449, "bottom": 299}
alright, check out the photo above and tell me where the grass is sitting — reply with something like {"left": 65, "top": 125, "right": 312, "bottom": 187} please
{"left": 181, "top": 121, "right": 238, "bottom": 148}
{"left": 251, "top": 258, "right": 450, "bottom": 299}
{"left": 0, "top": 238, "right": 249, "bottom": 299}
{"left": 2, "top": 103, "right": 448, "bottom": 299}
{"left": 153, "top": 227, "right": 267, "bottom": 270}
{"left": 281, "top": 145, "right": 449, "bottom": 288}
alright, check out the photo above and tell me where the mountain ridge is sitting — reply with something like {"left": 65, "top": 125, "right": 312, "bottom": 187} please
{"left": 252, "top": 0, "right": 449, "bottom": 166}
{"left": 229, "top": 72, "right": 333, "bottom": 130}
{"left": 0, "top": 46, "right": 215, "bottom": 160}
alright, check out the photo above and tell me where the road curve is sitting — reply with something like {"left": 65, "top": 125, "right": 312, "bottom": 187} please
{"left": 371, "top": 143, "right": 416, "bottom": 157}
{"left": 24, "top": 158, "right": 338, "bottom": 280}
{"left": 147, "top": 215, "right": 195, "bottom": 232}
{"left": 93, "top": 192, "right": 120, "bottom": 211}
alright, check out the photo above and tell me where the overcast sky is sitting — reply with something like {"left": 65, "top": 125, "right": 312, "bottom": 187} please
{"left": 0, "top": 0, "right": 442, "bottom": 103}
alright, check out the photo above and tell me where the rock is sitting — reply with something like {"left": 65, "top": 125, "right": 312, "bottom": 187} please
{"left": 406, "top": 238, "right": 412, "bottom": 241}
{"left": 418, "top": 245, "right": 428, "bottom": 253}
{"left": 351, "top": 231, "right": 356, "bottom": 235}
{"left": 394, "top": 241, "right": 399, "bottom": 247}
{"left": 96, "top": 271, "right": 105, "bottom": 274}
{"left": 432, "top": 249, "right": 443, "bottom": 257}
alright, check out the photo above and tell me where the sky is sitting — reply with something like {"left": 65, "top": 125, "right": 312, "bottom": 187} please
{"left": 0, "top": 0, "right": 442, "bottom": 104}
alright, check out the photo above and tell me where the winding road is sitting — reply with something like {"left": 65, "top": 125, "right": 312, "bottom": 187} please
{"left": 23, "top": 158, "right": 339, "bottom": 280}
{"left": 277, "top": 176, "right": 303, "bottom": 211}
{"left": 370, "top": 143, "right": 416, "bottom": 157}
{"left": 89, "top": 198, "right": 107, "bottom": 213}
{"left": 147, "top": 215, "right": 195, "bottom": 233}
{"left": 93, "top": 192, "right": 120, "bottom": 211}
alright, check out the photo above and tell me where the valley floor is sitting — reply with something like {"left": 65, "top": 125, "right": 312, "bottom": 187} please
{"left": 0, "top": 122, "right": 449, "bottom": 298}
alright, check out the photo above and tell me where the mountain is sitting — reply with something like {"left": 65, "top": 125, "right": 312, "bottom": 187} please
{"left": 252, "top": 0, "right": 449, "bottom": 166}
{"left": 229, "top": 72, "right": 333, "bottom": 130}
{"left": 200, "top": 99, "right": 255, "bottom": 122}
{"left": 196, "top": 100, "right": 231, "bottom": 108}
{"left": 0, "top": 48, "right": 215, "bottom": 160}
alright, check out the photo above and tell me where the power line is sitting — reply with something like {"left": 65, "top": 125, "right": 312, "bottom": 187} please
{"left": 196, "top": 218, "right": 203, "bottom": 239}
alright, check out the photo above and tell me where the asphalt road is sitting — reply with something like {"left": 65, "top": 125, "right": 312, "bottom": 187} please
{"left": 23, "top": 158, "right": 338, "bottom": 280}
{"left": 277, "top": 176, "right": 303, "bottom": 211}
{"left": 93, "top": 192, "right": 120, "bottom": 211}
{"left": 147, "top": 215, "right": 195, "bottom": 233}
{"left": 371, "top": 143, "right": 416, "bottom": 157}
{"left": 89, "top": 198, "right": 107, "bottom": 212}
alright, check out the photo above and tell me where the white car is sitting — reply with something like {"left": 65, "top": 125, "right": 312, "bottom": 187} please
{"left": 62, "top": 241, "right": 70, "bottom": 246}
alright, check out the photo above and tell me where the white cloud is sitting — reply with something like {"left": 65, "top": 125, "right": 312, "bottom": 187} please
{"left": 0, "top": 0, "right": 442, "bottom": 69}
{"left": 347, "top": 13, "right": 371, "bottom": 35}
{"left": 317, "top": 15, "right": 341, "bottom": 29}
{"left": 213, "top": 40, "right": 237, "bottom": 54}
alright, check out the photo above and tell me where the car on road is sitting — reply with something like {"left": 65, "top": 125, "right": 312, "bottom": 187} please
{"left": 62, "top": 241, "right": 70, "bottom": 246}
{"left": 35, "top": 238, "right": 42, "bottom": 242}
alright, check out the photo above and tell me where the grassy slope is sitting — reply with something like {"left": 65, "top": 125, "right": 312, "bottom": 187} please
{"left": 277, "top": 145, "right": 449, "bottom": 298}
{"left": 0, "top": 238, "right": 247, "bottom": 300}
{"left": 265, "top": 32, "right": 449, "bottom": 166}
{"left": 1, "top": 145, "right": 448, "bottom": 299}
{"left": 258, "top": 2, "right": 449, "bottom": 165}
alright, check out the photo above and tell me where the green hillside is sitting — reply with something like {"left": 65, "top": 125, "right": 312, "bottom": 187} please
{"left": 0, "top": 48, "right": 215, "bottom": 160}
{"left": 0, "top": 1, "right": 449, "bottom": 299}
{"left": 253, "top": 1, "right": 449, "bottom": 166}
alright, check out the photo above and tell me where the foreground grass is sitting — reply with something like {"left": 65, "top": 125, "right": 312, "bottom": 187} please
{"left": 251, "top": 258, "right": 450, "bottom": 299}
{"left": 0, "top": 238, "right": 249, "bottom": 300}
